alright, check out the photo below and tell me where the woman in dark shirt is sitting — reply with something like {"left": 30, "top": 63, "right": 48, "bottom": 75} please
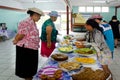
{"left": 109, "top": 16, "right": 120, "bottom": 48}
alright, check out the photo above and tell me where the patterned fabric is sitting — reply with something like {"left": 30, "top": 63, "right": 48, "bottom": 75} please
{"left": 40, "top": 18, "right": 58, "bottom": 42}
{"left": 86, "top": 29, "right": 112, "bottom": 65}
{"left": 16, "top": 17, "right": 40, "bottom": 50}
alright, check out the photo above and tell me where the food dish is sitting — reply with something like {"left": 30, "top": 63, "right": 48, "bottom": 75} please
{"left": 59, "top": 39, "right": 72, "bottom": 46}
{"left": 72, "top": 67, "right": 110, "bottom": 80}
{"left": 59, "top": 61, "right": 82, "bottom": 71}
{"left": 73, "top": 57, "right": 96, "bottom": 64}
{"left": 63, "top": 35, "right": 73, "bottom": 40}
{"left": 58, "top": 46, "right": 73, "bottom": 53}
{"left": 74, "top": 41, "right": 85, "bottom": 48}
{"left": 74, "top": 48, "right": 96, "bottom": 56}
{"left": 38, "top": 66, "right": 63, "bottom": 80}
{"left": 51, "top": 54, "right": 68, "bottom": 61}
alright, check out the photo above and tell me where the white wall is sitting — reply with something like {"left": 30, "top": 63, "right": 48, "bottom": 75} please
{"left": 0, "top": 0, "right": 24, "bottom": 9}
{"left": 0, "top": 0, "right": 66, "bottom": 11}
{"left": 21, "top": 2, "right": 66, "bottom": 11}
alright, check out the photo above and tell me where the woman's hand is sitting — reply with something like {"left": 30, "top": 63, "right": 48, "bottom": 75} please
{"left": 47, "top": 42, "right": 51, "bottom": 48}
{"left": 12, "top": 39, "right": 18, "bottom": 45}
{"left": 12, "top": 34, "right": 25, "bottom": 45}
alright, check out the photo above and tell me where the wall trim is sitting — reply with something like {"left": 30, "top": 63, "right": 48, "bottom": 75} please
{"left": 0, "top": 6, "right": 26, "bottom": 12}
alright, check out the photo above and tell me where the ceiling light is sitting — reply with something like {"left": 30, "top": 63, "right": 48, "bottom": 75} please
{"left": 93, "top": 1, "right": 106, "bottom": 3}
{"left": 35, "top": 0, "right": 57, "bottom": 3}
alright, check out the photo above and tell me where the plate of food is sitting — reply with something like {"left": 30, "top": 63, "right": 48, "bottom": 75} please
{"left": 59, "top": 61, "right": 82, "bottom": 71}
{"left": 51, "top": 53, "right": 68, "bottom": 61}
{"left": 72, "top": 67, "right": 110, "bottom": 80}
{"left": 63, "top": 35, "right": 73, "bottom": 40}
{"left": 72, "top": 57, "right": 96, "bottom": 64}
{"left": 59, "top": 39, "right": 72, "bottom": 46}
{"left": 74, "top": 48, "right": 96, "bottom": 56}
{"left": 58, "top": 45, "right": 73, "bottom": 53}
{"left": 38, "top": 66, "right": 63, "bottom": 80}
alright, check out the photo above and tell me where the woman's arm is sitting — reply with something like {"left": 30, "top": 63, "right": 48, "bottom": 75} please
{"left": 46, "top": 26, "right": 52, "bottom": 48}
{"left": 13, "top": 34, "right": 25, "bottom": 44}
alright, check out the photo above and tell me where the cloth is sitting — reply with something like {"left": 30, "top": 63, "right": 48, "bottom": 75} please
{"left": 16, "top": 17, "right": 40, "bottom": 50}
{"left": 100, "top": 23, "right": 114, "bottom": 54}
{"left": 40, "top": 18, "right": 58, "bottom": 42}
{"left": 41, "top": 41, "right": 56, "bottom": 57}
{"left": 15, "top": 46, "right": 38, "bottom": 78}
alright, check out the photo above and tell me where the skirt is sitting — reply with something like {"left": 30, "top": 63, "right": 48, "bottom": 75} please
{"left": 41, "top": 41, "right": 56, "bottom": 57}
{"left": 15, "top": 46, "right": 38, "bottom": 78}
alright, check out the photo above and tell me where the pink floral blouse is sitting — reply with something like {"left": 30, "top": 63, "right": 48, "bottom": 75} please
{"left": 16, "top": 17, "right": 40, "bottom": 50}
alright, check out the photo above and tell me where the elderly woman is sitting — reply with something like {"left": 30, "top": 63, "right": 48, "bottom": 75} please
{"left": 40, "top": 11, "right": 60, "bottom": 57}
{"left": 13, "top": 7, "right": 44, "bottom": 80}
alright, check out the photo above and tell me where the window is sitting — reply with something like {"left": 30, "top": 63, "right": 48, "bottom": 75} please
{"left": 94, "top": 7, "right": 101, "bottom": 12}
{"left": 79, "top": 7, "right": 86, "bottom": 12}
{"left": 102, "top": 7, "right": 109, "bottom": 12}
{"left": 79, "top": 6, "right": 109, "bottom": 13}
{"left": 86, "top": 7, "right": 93, "bottom": 12}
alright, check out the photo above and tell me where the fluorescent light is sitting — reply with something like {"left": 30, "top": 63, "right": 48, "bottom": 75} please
{"left": 35, "top": 0, "right": 57, "bottom": 3}
{"left": 93, "top": 1, "right": 106, "bottom": 3}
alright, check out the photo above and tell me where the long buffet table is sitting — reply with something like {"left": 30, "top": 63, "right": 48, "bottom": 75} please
{"left": 33, "top": 34, "right": 111, "bottom": 80}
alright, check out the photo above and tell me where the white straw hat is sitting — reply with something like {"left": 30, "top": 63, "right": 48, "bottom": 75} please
{"left": 28, "top": 7, "right": 44, "bottom": 16}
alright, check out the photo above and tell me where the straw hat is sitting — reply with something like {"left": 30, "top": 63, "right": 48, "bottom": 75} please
{"left": 28, "top": 7, "right": 44, "bottom": 16}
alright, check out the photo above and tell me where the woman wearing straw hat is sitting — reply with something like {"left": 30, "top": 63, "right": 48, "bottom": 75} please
{"left": 40, "top": 11, "right": 60, "bottom": 57}
{"left": 13, "top": 7, "right": 44, "bottom": 80}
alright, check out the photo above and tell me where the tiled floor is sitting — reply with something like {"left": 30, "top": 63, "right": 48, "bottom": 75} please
{"left": 0, "top": 38, "right": 120, "bottom": 80}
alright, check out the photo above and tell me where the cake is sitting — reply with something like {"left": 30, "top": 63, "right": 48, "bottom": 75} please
{"left": 51, "top": 54, "right": 68, "bottom": 61}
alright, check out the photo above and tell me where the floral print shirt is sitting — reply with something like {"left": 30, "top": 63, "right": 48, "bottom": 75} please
{"left": 16, "top": 17, "right": 40, "bottom": 50}
{"left": 86, "top": 29, "right": 112, "bottom": 65}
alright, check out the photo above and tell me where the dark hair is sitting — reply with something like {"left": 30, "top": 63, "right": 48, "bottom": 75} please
{"left": 112, "top": 15, "right": 117, "bottom": 20}
{"left": 27, "top": 10, "right": 36, "bottom": 16}
{"left": 86, "top": 19, "right": 103, "bottom": 33}
{"left": 103, "top": 20, "right": 107, "bottom": 23}
{"left": 96, "top": 18, "right": 102, "bottom": 21}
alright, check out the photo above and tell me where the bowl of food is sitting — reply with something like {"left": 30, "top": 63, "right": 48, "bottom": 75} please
{"left": 58, "top": 45, "right": 73, "bottom": 53}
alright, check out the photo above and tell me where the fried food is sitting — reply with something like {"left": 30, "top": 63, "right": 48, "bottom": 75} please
{"left": 40, "top": 69, "right": 63, "bottom": 80}
{"left": 59, "top": 62, "right": 80, "bottom": 71}
{"left": 40, "top": 74, "right": 48, "bottom": 80}
{"left": 72, "top": 67, "right": 109, "bottom": 80}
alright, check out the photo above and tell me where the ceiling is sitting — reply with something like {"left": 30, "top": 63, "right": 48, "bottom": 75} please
{"left": 70, "top": 0, "right": 120, "bottom": 6}
{"left": 13, "top": 0, "right": 120, "bottom": 11}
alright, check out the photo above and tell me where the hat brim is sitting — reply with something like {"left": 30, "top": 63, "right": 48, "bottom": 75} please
{"left": 48, "top": 13, "right": 60, "bottom": 17}
{"left": 28, "top": 8, "right": 44, "bottom": 16}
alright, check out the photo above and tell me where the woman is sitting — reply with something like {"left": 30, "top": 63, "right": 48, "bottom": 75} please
{"left": 91, "top": 14, "right": 114, "bottom": 58}
{"left": 109, "top": 16, "right": 120, "bottom": 48}
{"left": 85, "top": 19, "right": 113, "bottom": 80}
{"left": 13, "top": 7, "right": 44, "bottom": 80}
{"left": 40, "top": 11, "right": 59, "bottom": 57}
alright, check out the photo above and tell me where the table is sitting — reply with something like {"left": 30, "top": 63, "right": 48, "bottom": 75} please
{"left": 33, "top": 41, "right": 104, "bottom": 80}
